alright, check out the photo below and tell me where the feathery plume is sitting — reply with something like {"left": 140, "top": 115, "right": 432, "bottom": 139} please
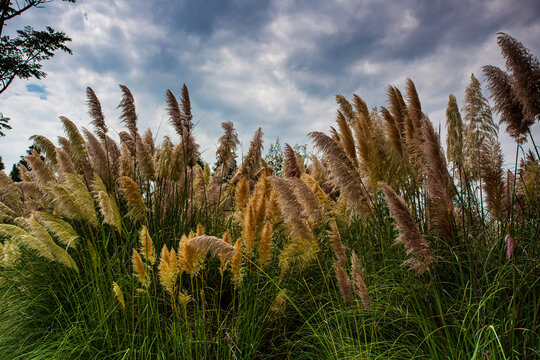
{"left": 351, "top": 252, "right": 371, "bottom": 309}
{"left": 62, "top": 173, "right": 98, "bottom": 227}
{"left": 0, "top": 171, "right": 22, "bottom": 213}
{"left": 284, "top": 143, "right": 301, "bottom": 178}
{"left": 166, "top": 89, "right": 183, "bottom": 135}
{"left": 445, "top": 94, "right": 464, "bottom": 170}
{"left": 505, "top": 234, "right": 516, "bottom": 260}
{"left": 119, "top": 143, "right": 134, "bottom": 177}
{"left": 55, "top": 148, "right": 76, "bottom": 176}
{"left": 83, "top": 128, "right": 109, "bottom": 185}
{"left": 0, "top": 202, "right": 16, "bottom": 222}
{"left": 118, "top": 176, "right": 146, "bottom": 221}
{"left": 242, "top": 204, "right": 256, "bottom": 256}
{"left": 235, "top": 176, "right": 250, "bottom": 211}
{"left": 98, "top": 191, "right": 121, "bottom": 232}
{"left": 86, "top": 87, "right": 107, "bottom": 139}
{"left": 29, "top": 135, "right": 57, "bottom": 169}
{"left": 230, "top": 238, "right": 244, "bottom": 288}
{"left": 233, "top": 127, "right": 264, "bottom": 182}
{"left": 0, "top": 224, "right": 54, "bottom": 260}
{"left": 158, "top": 245, "right": 178, "bottom": 295}
{"left": 405, "top": 78, "right": 423, "bottom": 130}
{"left": 142, "top": 128, "right": 155, "bottom": 156}
{"left": 483, "top": 65, "right": 531, "bottom": 143}
{"left": 381, "top": 183, "right": 434, "bottom": 274}
{"left": 421, "top": 115, "right": 456, "bottom": 243}
{"left": 259, "top": 221, "right": 273, "bottom": 267}
{"left": 336, "top": 94, "right": 355, "bottom": 122}
{"left": 188, "top": 235, "right": 235, "bottom": 258}
{"left": 496, "top": 32, "right": 540, "bottom": 120}
{"left": 334, "top": 259, "right": 353, "bottom": 301}
{"left": 26, "top": 150, "right": 55, "bottom": 185}
{"left": 480, "top": 137, "right": 505, "bottom": 220}
{"left": 329, "top": 219, "right": 346, "bottom": 266}
{"left": 336, "top": 111, "right": 358, "bottom": 167}
{"left": 139, "top": 225, "right": 156, "bottom": 265}
{"left": 60, "top": 116, "right": 88, "bottom": 163}
{"left": 112, "top": 282, "right": 125, "bottom": 309}
{"left": 135, "top": 134, "right": 156, "bottom": 181}
{"left": 288, "top": 177, "right": 326, "bottom": 224}
{"left": 269, "top": 176, "right": 313, "bottom": 241}
{"left": 132, "top": 249, "right": 149, "bottom": 287}
{"left": 216, "top": 121, "right": 240, "bottom": 171}
{"left": 41, "top": 183, "right": 83, "bottom": 221}
{"left": 35, "top": 211, "right": 78, "bottom": 248}
{"left": 18, "top": 216, "right": 78, "bottom": 271}
{"left": 118, "top": 85, "right": 138, "bottom": 137}
{"left": 462, "top": 73, "right": 499, "bottom": 177}
{"left": 119, "top": 131, "right": 135, "bottom": 155}
{"left": 180, "top": 84, "right": 193, "bottom": 130}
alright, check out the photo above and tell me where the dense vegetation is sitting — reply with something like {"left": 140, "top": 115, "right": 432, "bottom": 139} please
{"left": 0, "top": 33, "right": 538, "bottom": 359}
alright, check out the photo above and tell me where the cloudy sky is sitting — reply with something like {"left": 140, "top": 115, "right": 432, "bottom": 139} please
{"left": 0, "top": 0, "right": 539, "bottom": 171}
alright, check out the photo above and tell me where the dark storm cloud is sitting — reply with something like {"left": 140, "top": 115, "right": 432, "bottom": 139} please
{"left": 0, "top": 0, "right": 539, "bottom": 169}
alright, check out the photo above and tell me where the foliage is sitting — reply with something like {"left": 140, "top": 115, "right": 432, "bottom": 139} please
{"left": 0, "top": 0, "right": 75, "bottom": 95}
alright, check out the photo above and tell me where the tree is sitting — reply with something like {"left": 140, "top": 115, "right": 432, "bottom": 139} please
{"left": 0, "top": 0, "right": 75, "bottom": 95}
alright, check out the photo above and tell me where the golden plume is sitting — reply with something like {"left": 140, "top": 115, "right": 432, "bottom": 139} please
{"left": 235, "top": 176, "right": 250, "bottom": 211}
{"left": 35, "top": 211, "right": 78, "bottom": 248}
{"left": 0, "top": 223, "right": 54, "bottom": 260}
{"left": 230, "top": 238, "right": 244, "bottom": 288}
{"left": 158, "top": 245, "right": 178, "bottom": 295}
{"left": 258, "top": 221, "right": 273, "bottom": 267}
{"left": 139, "top": 225, "right": 156, "bottom": 265}
{"left": 60, "top": 116, "right": 88, "bottom": 163}
{"left": 61, "top": 173, "right": 98, "bottom": 227}
{"left": 17, "top": 216, "right": 78, "bottom": 271}
{"left": 112, "top": 282, "right": 125, "bottom": 310}
{"left": 242, "top": 204, "right": 256, "bottom": 256}
{"left": 132, "top": 249, "right": 149, "bottom": 287}
{"left": 118, "top": 176, "right": 146, "bottom": 221}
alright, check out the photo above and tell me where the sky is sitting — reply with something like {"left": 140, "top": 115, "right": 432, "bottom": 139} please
{"left": 1, "top": 0, "right": 539, "bottom": 172}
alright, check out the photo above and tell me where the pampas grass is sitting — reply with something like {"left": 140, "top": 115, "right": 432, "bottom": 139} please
{"left": 381, "top": 183, "right": 433, "bottom": 274}
{"left": 118, "top": 176, "right": 146, "bottom": 221}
